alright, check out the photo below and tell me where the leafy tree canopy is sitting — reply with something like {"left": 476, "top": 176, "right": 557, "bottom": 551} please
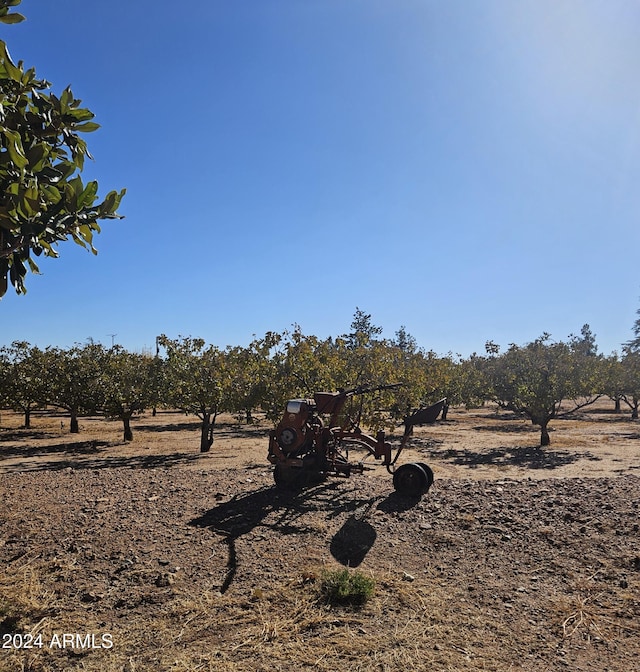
{"left": 486, "top": 334, "right": 602, "bottom": 446}
{"left": 0, "top": 0, "right": 125, "bottom": 296}
{"left": 624, "top": 301, "right": 640, "bottom": 355}
{"left": 0, "top": 339, "right": 49, "bottom": 427}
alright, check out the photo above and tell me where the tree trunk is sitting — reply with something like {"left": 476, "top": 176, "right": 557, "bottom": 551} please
{"left": 70, "top": 412, "right": 79, "bottom": 434}
{"left": 441, "top": 403, "right": 449, "bottom": 421}
{"left": 123, "top": 415, "right": 133, "bottom": 441}
{"left": 540, "top": 422, "right": 551, "bottom": 446}
{"left": 245, "top": 409, "right": 253, "bottom": 424}
{"left": 632, "top": 405, "right": 639, "bottom": 420}
{"left": 614, "top": 397, "right": 621, "bottom": 413}
{"left": 24, "top": 408, "right": 31, "bottom": 429}
{"left": 200, "top": 414, "right": 214, "bottom": 452}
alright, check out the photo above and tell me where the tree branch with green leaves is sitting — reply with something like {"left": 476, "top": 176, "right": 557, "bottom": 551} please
{"left": 0, "top": 1, "right": 125, "bottom": 295}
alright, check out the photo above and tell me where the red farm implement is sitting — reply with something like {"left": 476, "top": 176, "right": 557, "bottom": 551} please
{"left": 267, "top": 384, "right": 446, "bottom": 497}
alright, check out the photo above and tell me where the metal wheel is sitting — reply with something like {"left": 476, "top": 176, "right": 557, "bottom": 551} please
{"left": 393, "top": 463, "right": 428, "bottom": 497}
{"left": 416, "top": 462, "right": 434, "bottom": 490}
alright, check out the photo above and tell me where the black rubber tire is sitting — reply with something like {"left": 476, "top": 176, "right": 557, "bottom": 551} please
{"left": 392, "top": 463, "right": 428, "bottom": 497}
{"left": 416, "top": 462, "right": 435, "bottom": 490}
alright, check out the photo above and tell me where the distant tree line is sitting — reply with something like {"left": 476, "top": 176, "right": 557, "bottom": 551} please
{"left": 1, "top": 309, "right": 640, "bottom": 450}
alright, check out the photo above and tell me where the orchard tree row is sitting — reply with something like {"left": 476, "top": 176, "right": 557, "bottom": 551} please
{"left": 1, "top": 310, "right": 640, "bottom": 450}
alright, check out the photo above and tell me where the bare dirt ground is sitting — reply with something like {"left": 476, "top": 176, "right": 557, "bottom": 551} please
{"left": 1, "top": 402, "right": 639, "bottom": 671}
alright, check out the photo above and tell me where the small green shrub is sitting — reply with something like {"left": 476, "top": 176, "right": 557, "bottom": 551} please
{"left": 319, "top": 568, "right": 375, "bottom": 607}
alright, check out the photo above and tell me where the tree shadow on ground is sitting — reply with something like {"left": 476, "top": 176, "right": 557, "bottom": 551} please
{"left": 0, "top": 440, "right": 112, "bottom": 459}
{"left": 134, "top": 420, "right": 201, "bottom": 433}
{"left": 473, "top": 424, "right": 537, "bottom": 434}
{"left": 589, "top": 406, "right": 618, "bottom": 414}
{"left": 214, "top": 421, "right": 268, "bottom": 440}
{"left": 568, "top": 413, "right": 634, "bottom": 424}
{"left": 0, "top": 451, "right": 204, "bottom": 473}
{"left": 404, "top": 437, "right": 444, "bottom": 450}
{"left": 429, "top": 445, "right": 601, "bottom": 470}
{"left": 133, "top": 419, "right": 267, "bottom": 439}
{"left": 0, "top": 429, "right": 61, "bottom": 442}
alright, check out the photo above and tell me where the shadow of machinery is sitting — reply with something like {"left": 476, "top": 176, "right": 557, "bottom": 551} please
{"left": 330, "top": 515, "right": 377, "bottom": 567}
{"left": 190, "top": 479, "right": 377, "bottom": 539}
{"left": 189, "top": 478, "right": 427, "bottom": 588}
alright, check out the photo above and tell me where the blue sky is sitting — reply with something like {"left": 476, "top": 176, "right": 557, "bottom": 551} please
{"left": 2, "top": 0, "right": 639, "bottom": 356}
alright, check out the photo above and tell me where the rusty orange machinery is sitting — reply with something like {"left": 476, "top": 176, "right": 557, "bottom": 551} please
{"left": 267, "top": 386, "right": 446, "bottom": 494}
{"left": 268, "top": 393, "right": 393, "bottom": 477}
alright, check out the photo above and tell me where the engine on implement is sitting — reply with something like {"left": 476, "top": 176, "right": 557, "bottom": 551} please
{"left": 267, "top": 384, "right": 446, "bottom": 497}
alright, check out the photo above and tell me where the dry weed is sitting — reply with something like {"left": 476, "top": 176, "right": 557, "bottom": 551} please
{"left": 552, "top": 575, "right": 640, "bottom": 644}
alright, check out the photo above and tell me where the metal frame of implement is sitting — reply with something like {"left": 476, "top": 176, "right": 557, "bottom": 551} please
{"left": 267, "top": 384, "right": 446, "bottom": 497}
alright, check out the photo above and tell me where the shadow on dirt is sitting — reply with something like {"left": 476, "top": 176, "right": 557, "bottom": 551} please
{"left": 190, "top": 478, "right": 430, "bottom": 589}
{"left": 330, "top": 516, "right": 377, "bottom": 567}
{"left": 473, "top": 424, "right": 537, "bottom": 434}
{"left": 575, "top": 415, "right": 634, "bottom": 424}
{"left": 0, "top": 451, "right": 204, "bottom": 473}
{"left": 214, "top": 422, "right": 267, "bottom": 440}
{"left": 190, "top": 480, "right": 409, "bottom": 588}
{"left": 0, "top": 429, "right": 60, "bottom": 442}
{"left": 132, "top": 419, "right": 266, "bottom": 439}
{"left": 191, "top": 480, "right": 376, "bottom": 538}
{"left": 134, "top": 420, "right": 201, "bottom": 433}
{"left": 376, "top": 491, "right": 423, "bottom": 512}
{"left": 0, "top": 440, "right": 112, "bottom": 459}
{"left": 430, "top": 445, "right": 601, "bottom": 469}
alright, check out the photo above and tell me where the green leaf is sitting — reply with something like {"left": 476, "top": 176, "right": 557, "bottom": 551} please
{"left": 26, "top": 257, "right": 41, "bottom": 274}
{"left": 74, "top": 121, "right": 100, "bottom": 133}
{"left": 78, "top": 180, "right": 98, "bottom": 207}
{"left": 26, "top": 143, "right": 48, "bottom": 171}
{"left": 99, "top": 190, "right": 117, "bottom": 215}
{"left": 64, "top": 177, "right": 82, "bottom": 211}
{"left": 0, "top": 41, "right": 23, "bottom": 80}
{"left": 3, "top": 129, "right": 29, "bottom": 168}
{"left": 60, "top": 87, "right": 73, "bottom": 110}
{"left": 0, "top": 258, "right": 8, "bottom": 297}
{"left": 54, "top": 161, "right": 78, "bottom": 182}
{"left": 67, "top": 108, "right": 95, "bottom": 122}
{"left": 0, "top": 13, "right": 25, "bottom": 24}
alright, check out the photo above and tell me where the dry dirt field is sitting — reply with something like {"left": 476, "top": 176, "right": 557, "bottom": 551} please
{"left": 1, "top": 402, "right": 639, "bottom": 672}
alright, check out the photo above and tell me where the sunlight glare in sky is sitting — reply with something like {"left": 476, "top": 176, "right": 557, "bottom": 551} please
{"left": 1, "top": 1, "right": 639, "bottom": 355}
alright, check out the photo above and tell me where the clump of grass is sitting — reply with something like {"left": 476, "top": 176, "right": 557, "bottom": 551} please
{"left": 319, "top": 568, "right": 375, "bottom": 607}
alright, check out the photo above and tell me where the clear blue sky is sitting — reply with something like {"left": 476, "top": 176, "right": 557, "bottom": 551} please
{"left": 2, "top": 0, "right": 639, "bottom": 356}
